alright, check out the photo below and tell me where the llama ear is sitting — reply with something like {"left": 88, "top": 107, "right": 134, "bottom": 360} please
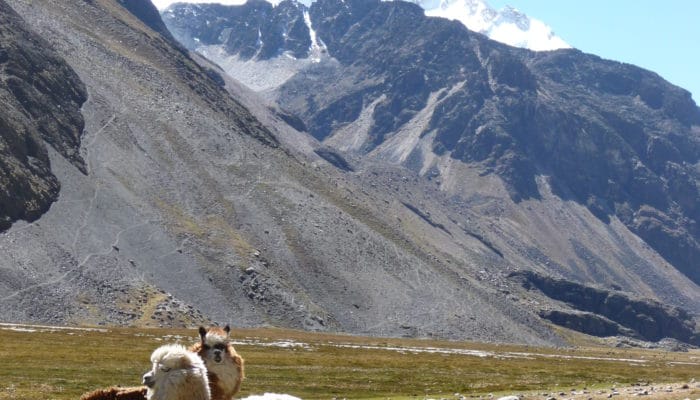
{"left": 198, "top": 326, "right": 207, "bottom": 342}
{"left": 224, "top": 324, "right": 231, "bottom": 337}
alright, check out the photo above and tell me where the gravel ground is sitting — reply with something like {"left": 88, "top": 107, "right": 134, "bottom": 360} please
{"left": 491, "top": 381, "right": 700, "bottom": 400}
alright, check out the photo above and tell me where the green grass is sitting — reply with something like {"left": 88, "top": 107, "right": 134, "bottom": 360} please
{"left": 0, "top": 325, "right": 698, "bottom": 399}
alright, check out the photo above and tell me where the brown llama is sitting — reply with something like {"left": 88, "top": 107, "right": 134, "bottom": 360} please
{"left": 190, "top": 325, "right": 245, "bottom": 400}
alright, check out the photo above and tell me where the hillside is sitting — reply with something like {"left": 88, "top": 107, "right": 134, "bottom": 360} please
{"left": 0, "top": 0, "right": 698, "bottom": 347}
{"left": 0, "top": 0, "right": 552, "bottom": 345}
{"left": 162, "top": 0, "right": 700, "bottom": 341}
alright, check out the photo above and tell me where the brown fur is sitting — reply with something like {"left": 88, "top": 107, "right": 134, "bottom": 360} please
{"left": 190, "top": 325, "right": 245, "bottom": 400}
{"left": 80, "top": 387, "right": 148, "bottom": 400}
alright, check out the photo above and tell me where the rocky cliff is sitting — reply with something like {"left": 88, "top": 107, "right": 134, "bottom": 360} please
{"left": 0, "top": 0, "right": 87, "bottom": 231}
{"left": 511, "top": 270, "right": 699, "bottom": 345}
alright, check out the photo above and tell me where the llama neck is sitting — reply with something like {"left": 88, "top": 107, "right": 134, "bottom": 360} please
{"left": 209, "top": 358, "right": 241, "bottom": 397}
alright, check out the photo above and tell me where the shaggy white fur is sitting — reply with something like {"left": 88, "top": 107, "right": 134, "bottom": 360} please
{"left": 143, "top": 343, "right": 211, "bottom": 400}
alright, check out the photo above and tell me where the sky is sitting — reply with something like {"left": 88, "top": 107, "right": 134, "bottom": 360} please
{"left": 152, "top": 0, "right": 699, "bottom": 103}
{"left": 488, "top": 0, "right": 699, "bottom": 103}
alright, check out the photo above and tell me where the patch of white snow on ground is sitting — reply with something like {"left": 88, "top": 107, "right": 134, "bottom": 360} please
{"left": 242, "top": 394, "right": 303, "bottom": 400}
{"left": 198, "top": 44, "right": 330, "bottom": 92}
{"left": 229, "top": 337, "right": 665, "bottom": 365}
{"left": 0, "top": 322, "right": 108, "bottom": 333}
{"left": 304, "top": 11, "right": 327, "bottom": 62}
{"left": 231, "top": 339, "right": 314, "bottom": 350}
{"left": 197, "top": 45, "right": 299, "bottom": 91}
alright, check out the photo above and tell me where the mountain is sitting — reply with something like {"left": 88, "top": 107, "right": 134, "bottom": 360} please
{"left": 0, "top": 0, "right": 698, "bottom": 347}
{"left": 0, "top": 0, "right": 558, "bottom": 345}
{"left": 409, "top": 0, "right": 571, "bottom": 51}
{"left": 161, "top": 0, "right": 700, "bottom": 343}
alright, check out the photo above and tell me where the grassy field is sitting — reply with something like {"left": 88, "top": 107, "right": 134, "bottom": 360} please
{"left": 0, "top": 324, "right": 698, "bottom": 400}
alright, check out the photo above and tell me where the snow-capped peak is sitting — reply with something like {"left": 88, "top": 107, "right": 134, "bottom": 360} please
{"left": 159, "top": 0, "right": 569, "bottom": 51}
{"left": 408, "top": 0, "right": 571, "bottom": 51}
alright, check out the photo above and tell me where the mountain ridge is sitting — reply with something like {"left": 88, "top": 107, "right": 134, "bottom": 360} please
{"left": 0, "top": 0, "right": 697, "bottom": 347}
{"left": 162, "top": 0, "right": 700, "bottom": 310}
{"left": 0, "top": 0, "right": 562, "bottom": 345}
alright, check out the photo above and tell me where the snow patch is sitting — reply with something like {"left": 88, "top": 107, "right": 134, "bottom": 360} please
{"left": 304, "top": 11, "right": 327, "bottom": 62}
{"left": 197, "top": 45, "right": 303, "bottom": 91}
{"left": 231, "top": 339, "right": 313, "bottom": 350}
{"left": 0, "top": 322, "right": 108, "bottom": 333}
{"left": 232, "top": 337, "right": 655, "bottom": 364}
{"left": 197, "top": 41, "right": 332, "bottom": 92}
{"left": 163, "top": 0, "right": 567, "bottom": 52}
{"left": 242, "top": 394, "right": 303, "bottom": 400}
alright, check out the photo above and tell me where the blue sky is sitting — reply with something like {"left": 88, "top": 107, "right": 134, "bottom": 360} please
{"left": 489, "top": 0, "right": 699, "bottom": 103}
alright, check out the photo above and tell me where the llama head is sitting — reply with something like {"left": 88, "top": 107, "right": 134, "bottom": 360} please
{"left": 142, "top": 343, "right": 210, "bottom": 400}
{"left": 198, "top": 324, "right": 231, "bottom": 364}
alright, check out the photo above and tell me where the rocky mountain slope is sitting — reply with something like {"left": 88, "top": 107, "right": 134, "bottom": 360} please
{"left": 0, "top": 0, "right": 698, "bottom": 347}
{"left": 0, "top": 0, "right": 552, "bottom": 345}
{"left": 160, "top": 0, "right": 700, "bottom": 342}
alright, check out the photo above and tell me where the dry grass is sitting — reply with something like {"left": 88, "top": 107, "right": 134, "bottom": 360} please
{"left": 0, "top": 324, "right": 697, "bottom": 400}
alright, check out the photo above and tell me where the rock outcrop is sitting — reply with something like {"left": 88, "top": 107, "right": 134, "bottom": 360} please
{"left": 0, "top": 0, "right": 87, "bottom": 230}
{"left": 511, "top": 270, "right": 700, "bottom": 345}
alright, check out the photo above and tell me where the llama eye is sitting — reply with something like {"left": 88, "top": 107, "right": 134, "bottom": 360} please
{"left": 160, "top": 366, "right": 171, "bottom": 372}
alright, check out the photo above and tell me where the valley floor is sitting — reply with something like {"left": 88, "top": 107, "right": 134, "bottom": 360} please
{"left": 0, "top": 323, "right": 697, "bottom": 400}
